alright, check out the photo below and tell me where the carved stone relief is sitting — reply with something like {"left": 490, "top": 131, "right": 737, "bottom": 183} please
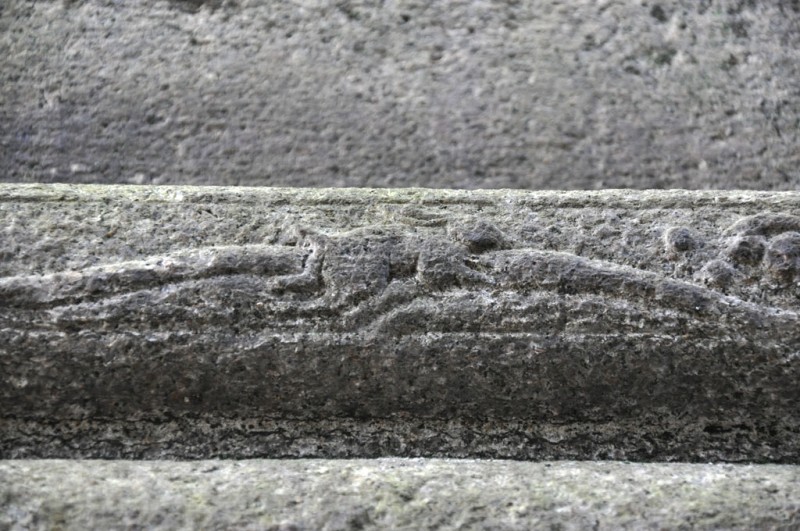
{"left": 1, "top": 186, "right": 799, "bottom": 460}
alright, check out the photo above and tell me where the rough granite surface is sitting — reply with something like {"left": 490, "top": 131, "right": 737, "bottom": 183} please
{"left": 2, "top": 459, "right": 800, "bottom": 530}
{"left": 1, "top": 1, "right": 799, "bottom": 189}
{"left": 1, "top": 184, "right": 800, "bottom": 460}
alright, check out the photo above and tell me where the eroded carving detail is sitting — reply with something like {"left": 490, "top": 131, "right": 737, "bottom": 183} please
{"left": 2, "top": 216, "right": 797, "bottom": 340}
{"left": 714, "top": 214, "right": 800, "bottom": 291}
{"left": 663, "top": 226, "right": 699, "bottom": 254}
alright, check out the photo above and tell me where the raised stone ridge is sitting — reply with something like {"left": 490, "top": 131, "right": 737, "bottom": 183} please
{"left": 2, "top": 184, "right": 799, "bottom": 460}
{"left": 3, "top": 459, "right": 799, "bottom": 530}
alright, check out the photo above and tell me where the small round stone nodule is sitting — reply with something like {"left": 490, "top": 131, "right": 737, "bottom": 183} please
{"left": 725, "top": 236, "right": 766, "bottom": 266}
{"left": 664, "top": 227, "right": 696, "bottom": 253}
{"left": 763, "top": 232, "right": 800, "bottom": 282}
{"left": 697, "top": 260, "right": 736, "bottom": 289}
{"left": 451, "top": 220, "right": 506, "bottom": 253}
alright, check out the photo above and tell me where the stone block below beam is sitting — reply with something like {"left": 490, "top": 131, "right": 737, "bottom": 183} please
{"left": 1, "top": 459, "right": 799, "bottom": 530}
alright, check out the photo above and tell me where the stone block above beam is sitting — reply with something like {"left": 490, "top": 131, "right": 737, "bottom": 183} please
{"left": 2, "top": 1, "right": 799, "bottom": 189}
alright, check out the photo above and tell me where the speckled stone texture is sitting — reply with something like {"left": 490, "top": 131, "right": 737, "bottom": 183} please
{"left": 2, "top": 459, "right": 800, "bottom": 530}
{"left": 2, "top": 0, "right": 799, "bottom": 189}
{"left": 2, "top": 184, "right": 799, "bottom": 460}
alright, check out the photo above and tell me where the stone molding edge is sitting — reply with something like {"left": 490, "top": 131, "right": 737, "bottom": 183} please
{"left": 2, "top": 459, "right": 799, "bottom": 530}
{"left": 3, "top": 183, "right": 800, "bottom": 208}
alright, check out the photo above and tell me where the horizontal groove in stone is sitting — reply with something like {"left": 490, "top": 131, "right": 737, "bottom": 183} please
{"left": 1, "top": 185, "right": 799, "bottom": 460}
{"left": 1, "top": 459, "right": 799, "bottom": 530}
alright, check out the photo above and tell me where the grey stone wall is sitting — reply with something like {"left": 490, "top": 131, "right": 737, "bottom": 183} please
{"left": 2, "top": 1, "right": 799, "bottom": 189}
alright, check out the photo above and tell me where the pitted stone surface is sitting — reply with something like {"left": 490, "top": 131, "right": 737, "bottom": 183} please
{"left": 1, "top": 1, "right": 799, "bottom": 189}
{"left": 1, "top": 184, "right": 800, "bottom": 460}
{"left": 2, "top": 459, "right": 800, "bottom": 530}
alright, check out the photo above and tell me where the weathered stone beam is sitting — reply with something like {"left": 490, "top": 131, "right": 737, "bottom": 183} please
{"left": 2, "top": 459, "right": 799, "bottom": 530}
{"left": 2, "top": 184, "right": 800, "bottom": 460}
